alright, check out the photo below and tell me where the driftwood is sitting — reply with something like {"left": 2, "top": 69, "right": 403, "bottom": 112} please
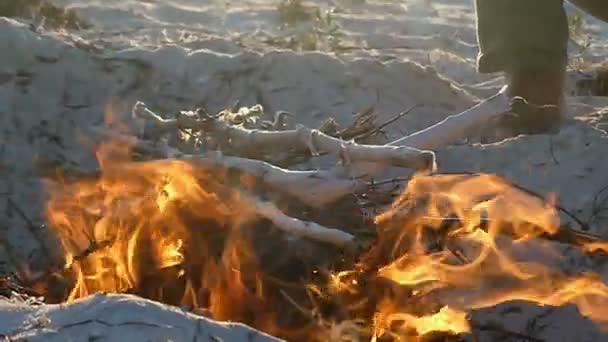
{"left": 344, "top": 87, "right": 510, "bottom": 179}
{"left": 132, "top": 87, "right": 509, "bottom": 162}
{"left": 83, "top": 89, "right": 510, "bottom": 221}
{"left": 389, "top": 86, "right": 510, "bottom": 149}
{"left": 246, "top": 194, "right": 355, "bottom": 247}
{"left": 86, "top": 126, "right": 360, "bottom": 208}
{"left": 80, "top": 127, "right": 356, "bottom": 248}
{"left": 0, "top": 293, "right": 282, "bottom": 342}
{"left": 132, "top": 102, "right": 436, "bottom": 171}
{"left": 75, "top": 90, "right": 511, "bottom": 249}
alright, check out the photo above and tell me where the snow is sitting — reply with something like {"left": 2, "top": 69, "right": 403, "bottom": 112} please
{"left": 3, "top": 0, "right": 608, "bottom": 340}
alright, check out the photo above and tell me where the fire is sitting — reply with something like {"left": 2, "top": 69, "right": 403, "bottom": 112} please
{"left": 363, "top": 173, "right": 608, "bottom": 339}
{"left": 39, "top": 133, "right": 608, "bottom": 340}
{"left": 374, "top": 305, "right": 470, "bottom": 338}
{"left": 44, "top": 141, "right": 272, "bottom": 319}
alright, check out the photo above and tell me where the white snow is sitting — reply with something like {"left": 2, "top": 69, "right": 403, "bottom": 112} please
{"left": 3, "top": 0, "right": 608, "bottom": 340}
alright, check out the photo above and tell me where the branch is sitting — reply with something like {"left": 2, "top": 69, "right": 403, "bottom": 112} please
{"left": 344, "top": 87, "right": 510, "bottom": 180}
{"left": 132, "top": 102, "right": 436, "bottom": 172}
{"left": 245, "top": 194, "right": 355, "bottom": 248}
{"left": 74, "top": 127, "right": 357, "bottom": 248}
{"left": 354, "top": 105, "right": 420, "bottom": 141}
{"left": 389, "top": 86, "right": 509, "bottom": 150}
{"left": 84, "top": 126, "right": 362, "bottom": 208}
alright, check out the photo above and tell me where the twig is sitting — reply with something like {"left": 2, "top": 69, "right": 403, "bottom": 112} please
{"left": 6, "top": 198, "right": 53, "bottom": 264}
{"left": 589, "top": 183, "right": 608, "bottom": 227}
{"left": 16, "top": 238, "right": 114, "bottom": 288}
{"left": 446, "top": 246, "right": 469, "bottom": 265}
{"left": 388, "top": 87, "right": 509, "bottom": 149}
{"left": 6, "top": 197, "right": 36, "bottom": 229}
{"left": 85, "top": 126, "right": 362, "bottom": 208}
{"left": 0, "top": 270, "right": 43, "bottom": 301}
{"left": 345, "top": 87, "right": 510, "bottom": 179}
{"left": 354, "top": 105, "right": 420, "bottom": 141}
{"left": 65, "top": 239, "right": 113, "bottom": 267}
{"left": 367, "top": 177, "right": 410, "bottom": 187}
{"left": 132, "top": 102, "right": 436, "bottom": 171}
{"left": 279, "top": 289, "right": 314, "bottom": 319}
{"left": 247, "top": 194, "right": 355, "bottom": 248}
{"left": 549, "top": 136, "right": 559, "bottom": 165}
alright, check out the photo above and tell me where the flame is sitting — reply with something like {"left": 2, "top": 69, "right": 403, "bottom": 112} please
{"left": 374, "top": 305, "right": 470, "bottom": 338}
{"left": 361, "top": 174, "right": 608, "bottom": 339}
{"left": 583, "top": 242, "right": 608, "bottom": 255}
{"left": 40, "top": 122, "right": 608, "bottom": 340}
{"left": 44, "top": 137, "right": 286, "bottom": 329}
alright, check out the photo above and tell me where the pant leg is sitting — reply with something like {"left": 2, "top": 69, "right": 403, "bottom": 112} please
{"left": 475, "top": 0, "right": 569, "bottom": 74}
{"left": 569, "top": 0, "right": 608, "bottom": 23}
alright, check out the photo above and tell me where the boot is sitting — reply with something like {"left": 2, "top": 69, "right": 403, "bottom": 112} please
{"left": 497, "top": 66, "right": 566, "bottom": 137}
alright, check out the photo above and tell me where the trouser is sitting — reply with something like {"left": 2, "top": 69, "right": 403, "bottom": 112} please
{"left": 475, "top": 0, "right": 608, "bottom": 73}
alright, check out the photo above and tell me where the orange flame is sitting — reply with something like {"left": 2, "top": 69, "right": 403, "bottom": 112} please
{"left": 43, "top": 137, "right": 286, "bottom": 327}
{"left": 40, "top": 120, "right": 608, "bottom": 340}
{"left": 362, "top": 174, "right": 608, "bottom": 339}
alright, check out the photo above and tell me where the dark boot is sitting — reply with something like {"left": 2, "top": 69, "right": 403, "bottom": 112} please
{"left": 497, "top": 66, "right": 566, "bottom": 137}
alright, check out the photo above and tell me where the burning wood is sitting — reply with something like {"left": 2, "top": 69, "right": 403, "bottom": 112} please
{"left": 247, "top": 195, "right": 354, "bottom": 247}
{"left": 86, "top": 124, "right": 362, "bottom": 208}
{"left": 16, "top": 149, "right": 608, "bottom": 341}
{"left": 4, "top": 94, "right": 608, "bottom": 341}
{"left": 4, "top": 8, "right": 608, "bottom": 340}
{"left": 362, "top": 173, "right": 608, "bottom": 339}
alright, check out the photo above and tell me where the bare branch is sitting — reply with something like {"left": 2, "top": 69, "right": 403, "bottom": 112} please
{"left": 389, "top": 86, "right": 509, "bottom": 150}
{"left": 132, "top": 102, "right": 436, "bottom": 172}
{"left": 85, "top": 126, "right": 361, "bottom": 208}
{"left": 246, "top": 194, "right": 355, "bottom": 248}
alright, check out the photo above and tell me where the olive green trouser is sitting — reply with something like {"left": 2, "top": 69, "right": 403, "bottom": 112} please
{"left": 475, "top": 0, "right": 608, "bottom": 73}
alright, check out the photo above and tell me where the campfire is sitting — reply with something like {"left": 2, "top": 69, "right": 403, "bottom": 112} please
{"left": 6, "top": 99, "right": 608, "bottom": 341}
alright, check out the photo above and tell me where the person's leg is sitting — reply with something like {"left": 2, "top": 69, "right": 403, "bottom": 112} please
{"left": 475, "top": 0, "right": 569, "bottom": 74}
{"left": 475, "top": 0, "right": 568, "bottom": 135}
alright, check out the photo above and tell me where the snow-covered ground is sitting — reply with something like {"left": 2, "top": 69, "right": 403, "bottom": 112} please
{"left": 3, "top": 0, "right": 608, "bottom": 340}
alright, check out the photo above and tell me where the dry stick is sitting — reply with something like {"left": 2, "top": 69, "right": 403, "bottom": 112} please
{"left": 86, "top": 126, "right": 359, "bottom": 208}
{"left": 353, "top": 104, "right": 420, "bottom": 141}
{"left": 81, "top": 127, "right": 356, "bottom": 248}
{"left": 330, "top": 87, "right": 511, "bottom": 188}
{"left": 5, "top": 197, "right": 54, "bottom": 271}
{"left": 191, "top": 153, "right": 361, "bottom": 208}
{"left": 133, "top": 90, "right": 509, "bottom": 200}
{"left": 273, "top": 108, "right": 378, "bottom": 167}
{"left": 124, "top": 90, "right": 504, "bottom": 212}
{"left": 247, "top": 195, "right": 354, "bottom": 247}
{"left": 132, "top": 102, "right": 436, "bottom": 171}
{"left": 389, "top": 86, "right": 510, "bottom": 150}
